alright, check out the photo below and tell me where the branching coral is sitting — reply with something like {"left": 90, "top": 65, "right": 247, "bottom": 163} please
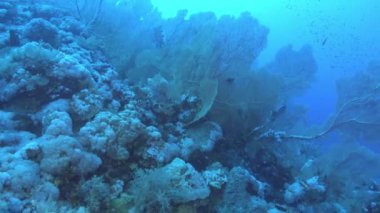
{"left": 255, "top": 62, "right": 380, "bottom": 142}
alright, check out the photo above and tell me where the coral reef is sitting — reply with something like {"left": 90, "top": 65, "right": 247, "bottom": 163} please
{"left": 129, "top": 158, "right": 210, "bottom": 212}
{"left": 0, "top": 0, "right": 378, "bottom": 212}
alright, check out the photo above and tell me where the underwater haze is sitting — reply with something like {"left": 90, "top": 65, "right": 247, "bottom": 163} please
{"left": 1, "top": 0, "right": 380, "bottom": 212}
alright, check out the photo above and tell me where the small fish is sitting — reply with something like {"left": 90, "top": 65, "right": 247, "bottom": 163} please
{"left": 275, "top": 204, "right": 287, "bottom": 212}
{"left": 300, "top": 180, "right": 310, "bottom": 189}
{"left": 270, "top": 105, "right": 286, "bottom": 122}
{"left": 225, "top": 77, "right": 235, "bottom": 84}
{"left": 322, "top": 37, "right": 328, "bottom": 46}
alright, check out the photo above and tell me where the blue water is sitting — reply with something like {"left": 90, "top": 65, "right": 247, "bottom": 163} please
{"left": 154, "top": 0, "right": 380, "bottom": 125}
{"left": 1, "top": 0, "right": 380, "bottom": 212}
